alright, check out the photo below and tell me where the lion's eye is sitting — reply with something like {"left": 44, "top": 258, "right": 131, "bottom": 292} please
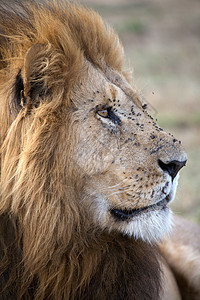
{"left": 97, "top": 109, "right": 109, "bottom": 118}
{"left": 97, "top": 107, "right": 121, "bottom": 125}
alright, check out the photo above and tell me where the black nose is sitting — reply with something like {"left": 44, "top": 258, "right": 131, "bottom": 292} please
{"left": 158, "top": 159, "right": 187, "bottom": 181}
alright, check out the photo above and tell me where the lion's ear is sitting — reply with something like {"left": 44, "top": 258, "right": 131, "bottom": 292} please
{"left": 23, "top": 44, "right": 44, "bottom": 99}
{"left": 16, "top": 43, "right": 49, "bottom": 109}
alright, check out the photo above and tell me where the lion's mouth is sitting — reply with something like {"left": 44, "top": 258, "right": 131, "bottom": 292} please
{"left": 110, "top": 196, "right": 170, "bottom": 221}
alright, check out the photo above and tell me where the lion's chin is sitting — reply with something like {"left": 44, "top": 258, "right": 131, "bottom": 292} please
{"left": 94, "top": 198, "right": 173, "bottom": 244}
{"left": 93, "top": 198, "right": 173, "bottom": 244}
{"left": 113, "top": 206, "right": 173, "bottom": 244}
{"left": 108, "top": 195, "right": 174, "bottom": 244}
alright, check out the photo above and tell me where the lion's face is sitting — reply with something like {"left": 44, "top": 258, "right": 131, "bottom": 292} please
{"left": 0, "top": 3, "right": 187, "bottom": 245}
{"left": 70, "top": 62, "right": 187, "bottom": 243}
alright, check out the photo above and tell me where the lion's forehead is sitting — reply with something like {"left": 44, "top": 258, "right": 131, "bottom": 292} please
{"left": 71, "top": 61, "right": 141, "bottom": 111}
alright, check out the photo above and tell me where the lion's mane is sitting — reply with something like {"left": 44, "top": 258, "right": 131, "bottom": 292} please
{"left": 0, "top": 1, "right": 161, "bottom": 299}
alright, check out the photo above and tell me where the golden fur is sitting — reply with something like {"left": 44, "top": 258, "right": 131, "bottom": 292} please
{"left": 0, "top": 1, "right": 199, "bottom": 299}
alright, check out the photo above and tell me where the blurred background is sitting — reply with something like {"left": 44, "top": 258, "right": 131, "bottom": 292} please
{"left": 80, "top": 0, "right": 200, "bottom": 225}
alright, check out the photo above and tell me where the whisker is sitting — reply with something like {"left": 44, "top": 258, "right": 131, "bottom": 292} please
{"left": 108, "top": 190, "right": 128, "bottom": 197}
{"left": 101, "top": 179, "right": 129, "bottom": 192}
{"left": 118, "top": 185, "right": 131, "bottom": 191}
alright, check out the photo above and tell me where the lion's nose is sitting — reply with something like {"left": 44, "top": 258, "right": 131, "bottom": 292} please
{"left": 158, "top": 159, "right": 187, "bottom": 181}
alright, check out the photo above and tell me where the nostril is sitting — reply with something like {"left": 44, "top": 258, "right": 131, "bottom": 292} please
{"left": 158, "top": 159, "right": 187, "bottom": 181}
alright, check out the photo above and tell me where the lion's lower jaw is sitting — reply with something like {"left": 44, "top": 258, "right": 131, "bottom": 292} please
{"left": 115, "top": 208, "right": 173, "bottom": 244}
{"left": 95, "top": 205, "right": 173, "bottom": 244}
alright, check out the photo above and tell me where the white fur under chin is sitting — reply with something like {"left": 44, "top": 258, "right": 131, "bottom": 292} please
{"left": 115, "top": 208, "right": 174, "bottom": 244}
{"left": 93, "top": 198, "right": 174, "bottom": 244}
{"left": 92, "top": 198, "right": 175, "bottom": 244}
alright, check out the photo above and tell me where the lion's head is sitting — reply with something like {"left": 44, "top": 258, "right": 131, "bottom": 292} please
{"left": 0, "top": 1, "right": 187, "bottom": 242}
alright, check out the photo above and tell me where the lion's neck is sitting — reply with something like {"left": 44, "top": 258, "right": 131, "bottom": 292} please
{"left": 75, "top": 232, "right": 162, "bottom": 300}
{"left": 0, "top": 215, "right": 162, "bottom": 299}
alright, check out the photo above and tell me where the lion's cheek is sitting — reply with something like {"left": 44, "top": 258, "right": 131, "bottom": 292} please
{"left": 75, "top": 145, "right": 116, "bottom": 175}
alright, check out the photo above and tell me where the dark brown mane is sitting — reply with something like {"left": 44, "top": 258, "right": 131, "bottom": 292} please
{"left": 0, "top": 214, "right": 161, "bottom": 299}
{"left": 0, "top": 1, "right": 162, "bottom": 299}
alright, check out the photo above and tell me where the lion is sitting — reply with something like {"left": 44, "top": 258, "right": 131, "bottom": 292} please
{"left": 0, "top": 1, "right": 199, "bottom": 299}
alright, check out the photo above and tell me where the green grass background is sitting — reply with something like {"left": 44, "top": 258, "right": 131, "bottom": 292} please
{"left": 81, "top": 0, "right": 200, "bottom": 224}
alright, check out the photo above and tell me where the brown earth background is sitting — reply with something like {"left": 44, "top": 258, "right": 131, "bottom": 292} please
{"left": 78, "top": 0, "right": 200, "bottom": 225}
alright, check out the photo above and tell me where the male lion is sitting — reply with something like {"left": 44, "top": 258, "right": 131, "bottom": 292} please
{"left": 0, "top": 1, "right": 199, "bottom": 299}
